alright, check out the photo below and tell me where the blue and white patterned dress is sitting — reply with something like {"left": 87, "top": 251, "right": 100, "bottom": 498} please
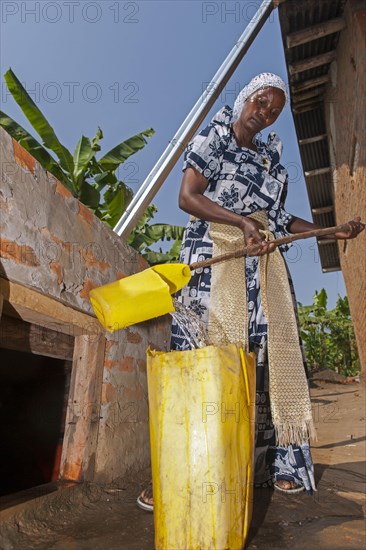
{"left": 171, "top": 106, "right": 316, "bottom": 493}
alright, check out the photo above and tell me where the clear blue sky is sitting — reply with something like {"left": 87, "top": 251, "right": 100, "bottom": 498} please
{"left": 1, "top": 0, "right": 346, "bottom": 307}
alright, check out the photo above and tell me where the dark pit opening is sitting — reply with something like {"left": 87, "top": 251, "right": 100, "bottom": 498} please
{"left": 0, "top": 314, "right": 73, "bottom": 497}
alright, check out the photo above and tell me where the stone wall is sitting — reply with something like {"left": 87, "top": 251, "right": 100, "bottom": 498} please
{"left": 0, "top": 127, "right": 171, "bottom": 483}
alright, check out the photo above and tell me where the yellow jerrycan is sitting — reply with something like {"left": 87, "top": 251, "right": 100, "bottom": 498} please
{"left": 89, "top": 263, "right": 191, "bottom": 332}
{"left": 147, "top": 344, "right": 256, "bottom": 550}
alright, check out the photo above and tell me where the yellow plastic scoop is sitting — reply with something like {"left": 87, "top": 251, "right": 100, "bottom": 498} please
{"left": 89, "top": 263, "right": 191, "bottom": 332}
{"left": 89, "top": 223, "right": 353, "bottom": 332}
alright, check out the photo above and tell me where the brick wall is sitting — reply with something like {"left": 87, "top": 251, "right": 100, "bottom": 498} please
{"left": 0, "top": 128, "right": 171, "bottom": 483}
{"left": 325, "top": 0, "right": 366, "bottom": 373}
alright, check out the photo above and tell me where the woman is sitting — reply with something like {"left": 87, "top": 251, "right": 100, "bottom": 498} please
{"left": 137, "top": 73, "right": 364, "bottom": 511}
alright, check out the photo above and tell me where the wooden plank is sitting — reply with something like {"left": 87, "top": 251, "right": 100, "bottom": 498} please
{"left": 293, "top": 87, "right": 325, "bottom": 104}
{"left": 293, "top": 98, "right": 323, "bottom": 108}
{"left": 299, "top": 134, "right": 327, "bottom": 145}
{"left": 318, "top": 238, "right": 336, "bottom": 245}
{"left": 0, "top": 278, "right": 103, "bottom": 336}
{"left": 0, "top": 315, "right": 74, "bottom": 360}
{"left": 305, "top": 167, "right": 332, "bottom": 177}
{"left": 1, "top": 301, "right": 87, "bottom": 337}
{"left": 312, "top": 206, "right": 334, "bottom": 215}
{"left": 289, "top": 51, "right": 336, "bottom": 75}
{"left": 286, "top": 18, "right": 346, "bottom": 48}
{"left": 60, "top": 334, "right": 106, "bottom": 482}
{"left": 293, "top": 101, "right": 323, "bottom": 114}
{"left": 292, "top": 75, "right": 329, "bottom": 93}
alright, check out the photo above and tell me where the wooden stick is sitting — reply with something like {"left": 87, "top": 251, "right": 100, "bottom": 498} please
{"left": 189, "top": 224, "right": 351, "bottom": 270}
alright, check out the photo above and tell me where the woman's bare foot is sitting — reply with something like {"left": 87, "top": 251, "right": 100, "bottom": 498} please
{"left": 274, "top": 479, "right": 305, "bottom": 493}
{"left": 276, "top": 480, "right": 296, "bottom": 490}
{"left": 137, "top": 482, "right": 153, "bottom": 512}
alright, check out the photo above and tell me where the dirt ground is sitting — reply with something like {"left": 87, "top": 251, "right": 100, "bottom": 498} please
{"left": 0, "top": 381, "right": 365, "bottom": 550}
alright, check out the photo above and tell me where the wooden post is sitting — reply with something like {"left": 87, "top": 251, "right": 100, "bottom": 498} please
{"left": 60, "top": 333, "right": 106, "bottom": 482}
{"left": 0, "top": 278, "right": 106, "bottom": 485}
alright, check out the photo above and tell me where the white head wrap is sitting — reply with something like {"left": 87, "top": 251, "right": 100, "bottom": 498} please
{"left": 232, "top": 73, "right": 288, "bottom": 121}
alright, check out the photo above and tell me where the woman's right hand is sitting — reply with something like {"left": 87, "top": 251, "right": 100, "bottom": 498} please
{"left": 238, "top": 217, "right": 276, "bottom": 256}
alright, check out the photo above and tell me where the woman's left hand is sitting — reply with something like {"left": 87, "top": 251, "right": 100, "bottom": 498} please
{"left": 333, "top": 217, "right": 365, "bottom": 240}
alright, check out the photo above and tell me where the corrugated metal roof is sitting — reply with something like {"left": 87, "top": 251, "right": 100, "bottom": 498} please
{"left": 278, "top": 0, "right": 347, "bottom": 271}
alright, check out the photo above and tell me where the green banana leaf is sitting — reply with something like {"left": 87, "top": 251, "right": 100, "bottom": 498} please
{"left": 79, "top": 181, "right": 100, "bottom": 208}
{"left": 142, "top": 239, "right": 182, "bottom": 266}
{"left": 73, "top": 136, "right": 96, "bottom": 189}
{"left": 0, "top": 109, "right": 73, "bottom": 191}
{"left": 313, "top": 288, "right": 327, "bottom": 310}
{"left": 128, "top": 223, "right": 184, "bottom": 251}
{"left": 98, "top": 128, "right": 155, "bottom": 171}
{"left": 333, "top": 295, "right": 350, "bottom": 317}
{"left": 142, "top": 250, "right": 177, "bottom": 265}
{"left": 101, "top": 181, "right": 134, "bottom": 228}
{"left": 4, "top": 68, "right": 74, "bottom": 174}
{"left": 129, "top": 204, "right": 158, "bottom": 230}
{"left": 144, "top": 223, "right": 184, "bottom": 241}
{"left": 94, "top": 171, "right": 118, "bottom": 189}
{"left": 91, "top": 127, "right": 103, "bottom": 152}
{"left": 167, "top": 238, "right": 182, "bottom": 259}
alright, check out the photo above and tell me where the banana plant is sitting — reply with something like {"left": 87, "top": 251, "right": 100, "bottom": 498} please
{"left": 128, "top": 205, "right": 184, "bottom": 265}
{"left": 298, "top": 290, "right": 360, "bottom": 376}
{"left": 0, "top": 68, "right": 154, "bottom": 229}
